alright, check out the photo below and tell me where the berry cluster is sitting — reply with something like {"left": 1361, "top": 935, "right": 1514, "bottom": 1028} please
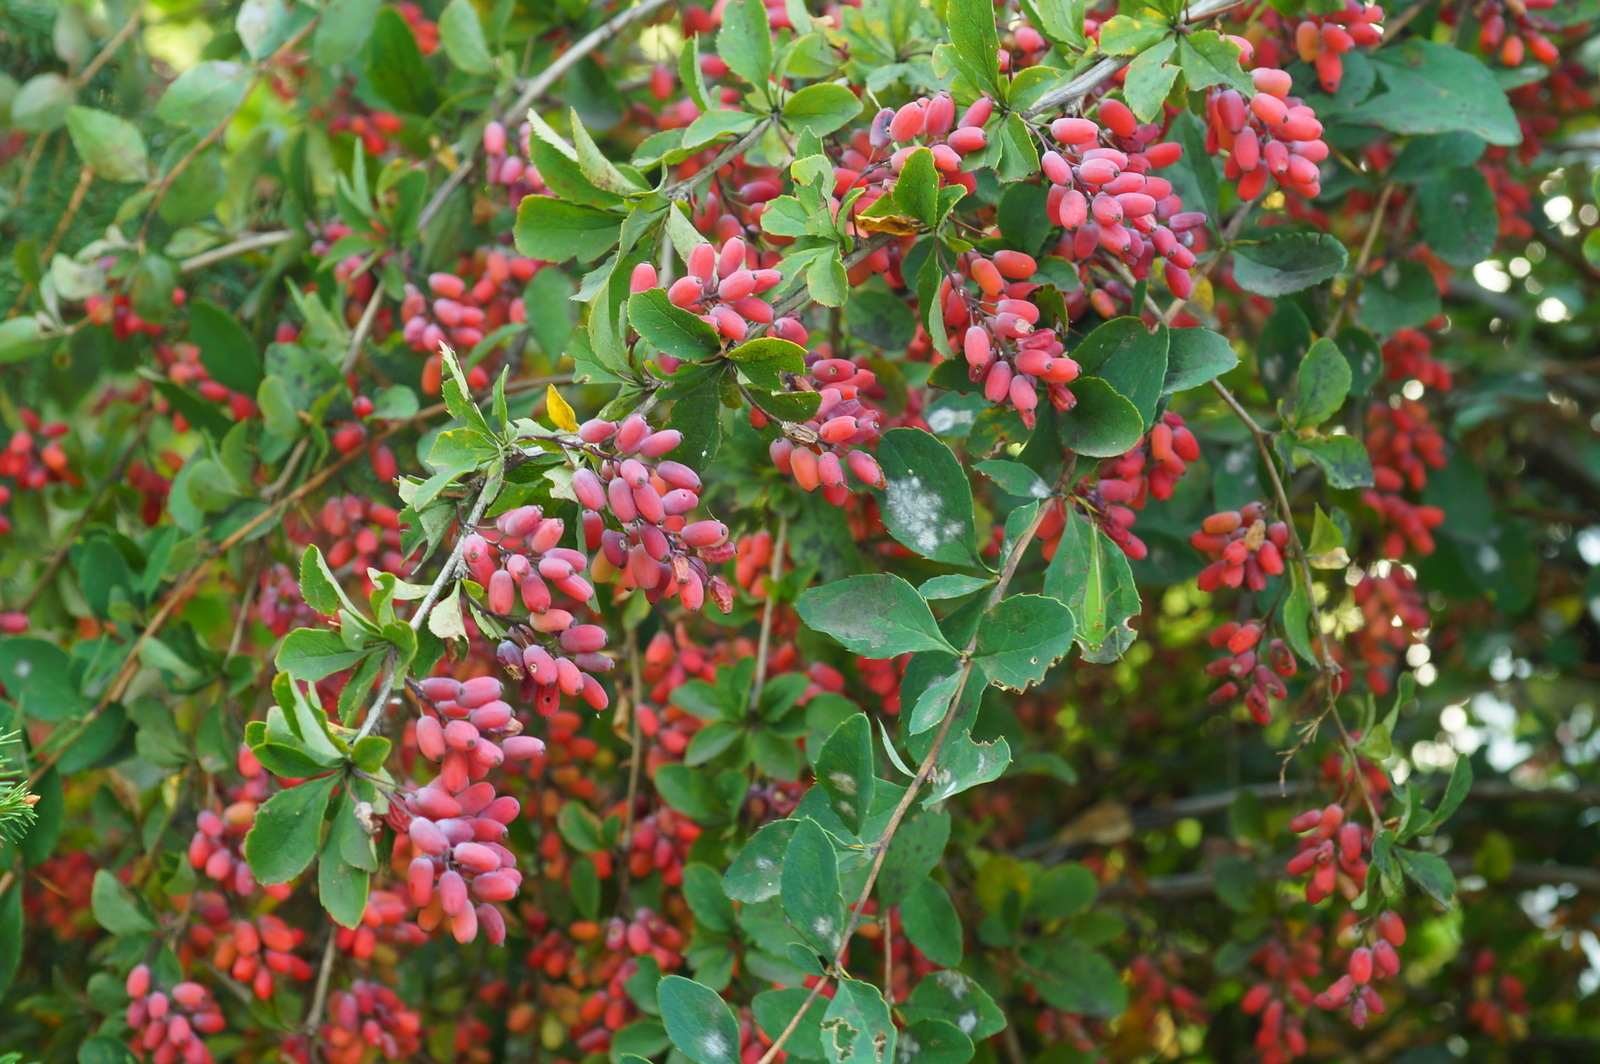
{"left": 0, "top": 412, "right": 72, "bottom": 534}
{"left": 1286, "top": 804, "right": 1370, "bottom": 903}
{"left": 187, "top": 748, "right": 292, "bottom": 901}
{"left": 570, "top": 414, "right": 737, "bottom": 614}
{"left": 1474, "top": 0, "right": 1562, "bottom": 66}
{"left": 480, "top": 120, "right": 549, "bottom": 200}
{"left": 124, "top": 965, "right": 225, "bottom": 1064}
{"left": 1190, "top": 504, "right": 1289, "bottom": 591}
{"left": 1380, "top": 328, "right": 1452, "bottom": 391}
{"left": 1097, "top": 411, "right": 1202, "bottom": 506}
{"left": 871, "top": 91, "right": 991, "bottom": 193}
{"left": 188, "top": 907, "right": 312, "bottom": 1001}
{"left": 318, "top": 979, "right": 423, "bottom": 1063}
{"left": 1240, "top": 931, "right": 1323, "bottom": 1064}
{"left": 1206, "top": 65, "right": 1328, "bottom": 200}
{"left": 1041, "top": 101, "right": 1205, "bottom": 301}
{"left": 403, "top": 676, "right": 540, "bottom": 944}
{"left": 1205, "top": 621, "right": 1296, "bottom": 722}
{"left": 1363, "top": 401, "right": 1446, "bottom": 557}
{"left": 1349, "top": 567, "right": 1428, "bottom": 695}
{"left": 1281, "top": 2, "right": 1386, "bottom": 93}
{"left": 643, "top": 237, "right": 799, "bottom": 350}
{"left": 1312, "top": 910, "right": 1406, "bottom": 1028}
{"left": 765, "top": 355, "right": 889, "bottom": 501}
{"left": 401, "top": 256, "right": 541, "bottom": 390}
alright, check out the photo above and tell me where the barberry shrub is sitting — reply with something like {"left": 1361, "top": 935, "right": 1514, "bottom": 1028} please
{"left": 1, "top": 0, "right": 1598, "bottom": 1062}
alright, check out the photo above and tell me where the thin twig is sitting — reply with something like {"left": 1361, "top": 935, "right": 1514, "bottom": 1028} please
{"left": 616, "top": 626, "right": 646, "bottom": 905}
{"left": 1160, "top": 195, "right": 1258, "bottom": 326}
{"left": 755, "top": 469, "right": 1067, "bottom": 1064}
{"left": 354, "top": 483, "right": 496, "bottom": 741}
{"left": 661, "top": 120, "right": 772, "bottom": 203}
{"left": 1327, "top": 181, "right": 1395, "bottom": 334}
{"left": 75, "top": 0, "right": 149, "bottom": 86}
{"left": 302, "top": 928, "right": 340, "bottom": 1058}
{"left": 747, "top": 517, "right": 788, "bottom": 711}
{"left": 178, "top": 230, "right": 294, "bottom": 274}
{"left": 9, "top": 131, "right": 51, "bottom": 210}
{"left": 415, "top": 0, "right": 675, "bottom": 233}
{"left": 8, "top": 164, "right": 93, "bottom": 315}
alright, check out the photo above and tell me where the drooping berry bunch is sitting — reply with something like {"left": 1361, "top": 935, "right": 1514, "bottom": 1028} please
{"left": 570, "top": 414, "right": 738, "bottom": 615}
{"left": 1206, "top": 62, "right": 1328, "bottom": 201}
{"left": 316, "top": 979, "right": 424, "bottom": 1063}
{"left": 1205, "top": 621, "right": 1297, "bottom": 722}
{"left": 1098, "top": 411, "right": 1203, "bottom": 506}
{"left": 1349, "top": 567, "right": 1429, "bottom": 695}
{"left": 945, "top": 249, "right": 1081, "bottom": 428}
{"left": 1269, "top": 1, "right": 1386, "bottom": 93}
{"left": 1041, "top": 100, "right": 1206, "bottom": 302}
{"left": 124, "top": 964, "right": 226, "bottom": 1064}
{"left": 1241, "top": 930, "right": 1323, "bottom": 1064}
{"left": 640, "top": 237, "right": 800, "bottom": 349}
{"left": 1463, "top": 948, "right": 1531, "bottom": 1041}
{"left": 1285, "top": 803, "right": 1371, "bottom": 904}
{"left": 186, "top": 907, "right": 313, "bottom": 1001}
{"left": 1190, "top": 503, "right": 1289, "bottom": 591}
{"left": 480, "top": 120, "right": 550, "bottom": 202}
{"left": 871, "top": 91, "right": 991, "bottom": 193}
{"left": 765, "top": 354, "right": 889, "bottom": 501}
{"left": 187, "top": 748, "right": 292, "bottom": 901}
{"left": 1363, "top": 401, "right": 1446, "bottom": 557}
{"left": 403, "top": 675, "right": 541, "bottom": 944}
{"left": 401, "top": 256, "right": 541, "bottom": 392}
{"left": 1311, "top": 909, "right": 1406, "bottom": 1028}
{"left": 1380, "top": 328, "right": 1453, "bottom": 391}
{"left": 0, "top": 412, "right": 73, "bottom": 534}
{"left": 1468, "top": 0, "right": 1563, "bottom": 66}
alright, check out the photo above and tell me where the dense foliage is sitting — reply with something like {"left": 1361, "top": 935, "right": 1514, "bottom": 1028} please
{"left": 2, "top": 0, "right": 1600, "bottom": 1062}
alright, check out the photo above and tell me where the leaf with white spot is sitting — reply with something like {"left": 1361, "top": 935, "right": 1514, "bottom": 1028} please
{"left": 797, "top": 575, "right": 956, "bottom": 657}
{"left": 874, "top": 428, "right": 981, "bottom": 566}
{"left": 814, "top": 713, "right": 875, "bottom": 835}
{"left": 781, "top": 818, "right": 845, "bottom": 958}
{"left": 823, "top": 979, "right": 897, "bottom": 1064}
{"left": 973, "top": 594, "right": 1076, "bottom": 691}
{"left": 658, "top": 976, "right": 741, "bottom": 1064}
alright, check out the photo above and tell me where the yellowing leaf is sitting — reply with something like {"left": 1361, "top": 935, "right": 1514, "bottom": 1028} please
{"left": 546, "top": 385, "right": 578, "bottom": 432}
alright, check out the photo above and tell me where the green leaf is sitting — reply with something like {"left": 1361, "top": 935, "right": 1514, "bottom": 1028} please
{"left": 919, "top": 574, "right": 994, "bottom": 600}
{"left": 298, "top": 545, "right": 353, "bottom": 617}
{"left": 276, "top": 628, "right": 375, "bottom": 682}
{"left": 1031, "top": 947, "right": 1129, "bottom": 1017}
{"left": 65, "top": 106, "right": 149, "bottom": 182}
{"left": 901, "top": 878, "right": 963, "bottom": 967}
{"left": 719, "top": 0, "right": 773, "bottom": 89}
{"left": 724, "top": 819, "right": 798, "bottom": 903}
{"left": 874, "top": 428, "right": 981, "bottom": 566}
{"left": 1358, "top": 258, "right": 1441, "bottom": 333}
{"left": 1284, "top": 337, "right": 1351, "bottom": 430}
{"left": 365, "top": 6, "right": 439, "bottom": 115}
{"left": 783, "top": 83, "right": 863, "bottom": 136}
{"left": 12, "top": 72, "right": 75, "bottom": 132}
{"left": 1232, "top": 232, "right": 1348, "bottom": 296}
{"left": 902, "top": 972, "right": 1005, "bottom": 1040}
{"left": 924, "top": 731, "right": 1010, "bottom": 805}
{"left": 1163, "top": 326, "right": 1237, "bottom": 393}
{"left": 1123, "top": 38, "right": 1179, "bottom": 122}
{"left": 683, "top": 109, "right": 762, "bottom": 151}
{"left": 727, "top": 336, "right": 806, "bottom": 389}
{"left": 77, "top": 1038, "right": 139, "bottom": 1064}
{"left": 1044, "top": 513, "right": 1140, "bottom": 662}
{"left": 1282, "top": 579, "right": 1318, "bottom": 665}
{"left": 945, "top": 0, "right": 1003, "bottom": 96}
{"left": 754, "top": 989, "right": 827, "bottom": 1060}
{"left": 973, "top": 594, "right": 1076, "bottom": 691}
{"left": 0, "top": 317, "right": 52, "bottom": 364}
{"left": 822, "top": 978, "right": 897, "bottom": 1064}
{"left": 782, "top": 818, "right": 845, "bottom": 957}
{"left": 1055, "top": 378, "right": 1145, "bottom": 458}
{"left": 243, "top": 774, "right": 338, "bottom": 885}
{"left": 91, "top": 869, "right": 158, "bottom": 935}
{"left": 815, "top": 714, "right": 876, "bottom": 835}
{"left": 995, "top": 112, "right": 1040, "bottom": 183}
{"left": 976, "top": 459, "right": 1051, "bottom": 499}
{"left": 659, "top": 975, "right": 742, "bottom": 1064}
{"left": 894, "top": 147, "right": 939, "bottom": 228}
{"left": 1175, "top": 30, "right": 1251, "bottom": 92}
{"left": 1078, "top": 318, "right": 1169, "bottom": 427}
{"left": 1397, "top": 848, "right": 1457, "bottom": 908}
{"left": 879, "top": 808, "right": 951, "bottom": 903}
{"left": 0, "top": 637, "right": 82, "bottom": 722}
{"left": 1292, "top": 435, "right": 1374, "bottom": 489}
{"left": 514, "top": 197, "right": 622, "bottom": 264}
{"left": 630, "top": 288, "right": 724, "bottom": 360}
{"left": 899, "top": 1019, "right": 974, "bottom": 1064}
{"left": 1098, "top": 13, "right": 1171, "bottom": 55}
{"left": 320, "top": 797, "right": 373, "bottom": 928}
{"left": 0, "top": 887, "right": 21, "bottom": 1005}
{"left": 439, "top": 0, "right": 494, "bottom": 74}
{"left": 1351, "top": 40, "right": 1521, "bottom": 146}
{"left": 1417, "top": 168, "right": 1497, "bottom": 268}
{"left": 1032, "top": 862, "right": 1097, "bottom": 919}
{"left": 312, "top": 0, "right": 381, "bottom": 67}
{"left": 1416, "top": 757, "right": 1473, "bottom": 836}
{"left": 189, "top": 297, "right": 262, "bottom": 393}
{"left": 156, "top": 61, "right": 252, "bottom": 128}
{"left": 797, "top": 575, "right": 956, "bottom": 657}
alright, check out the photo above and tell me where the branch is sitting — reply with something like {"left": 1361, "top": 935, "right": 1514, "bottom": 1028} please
{"left": 415, "top": 0, "right": 675, "bottom": 233}
{"left": 178, "top": 230, "right": 294, "bottom": 274}
{"left": 756, "top": 467, "right": 1069, "bottom": 1064}
{"left": 1100, "top": 856, "right": 1600, "bottom": 900}
{"left": 1021, "top": 0, "right": 1250, "bottom": 119}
